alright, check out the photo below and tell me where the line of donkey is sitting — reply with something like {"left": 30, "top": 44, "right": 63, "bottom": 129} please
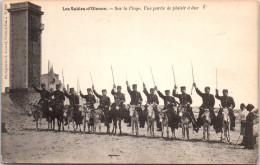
{"left": 28, "top": 101, "right": 231, "bottom": 142}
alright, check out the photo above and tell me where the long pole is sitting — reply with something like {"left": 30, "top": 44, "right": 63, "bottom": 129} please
{"left": 171, "top": 65, "right": 176, "bottom": 86}
{"left": 191, "top": 62, "right": 195, "bottom": 95}
{"left": 48, "top": 60, "right": 50, "bottom": 90}
{"left": 111, "top": 65, "right": 115, "bottom": 85}
{"left": 138, "top": 70, "right": 144, "bottom": 83}
{"left": 216, "top": 68, "right": 218, "bottom": 89}
{"left": 90, "top": 72, "right": 94, "bottom": 86}
{"left": 62, "top": 69, "right": 65, "bottom": 86}
{"left": 77, "top": 77, "right": 79, "bottom": 95}
{"left": 150, "top": 66, "right": 156, "bottom": 86}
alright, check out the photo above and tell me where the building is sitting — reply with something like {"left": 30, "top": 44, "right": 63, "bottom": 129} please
{"left": 8, "top": 2, "right": 44, "bottom": 91}
{"left": 41, "top": 67, "right": 62, "bottom": 91}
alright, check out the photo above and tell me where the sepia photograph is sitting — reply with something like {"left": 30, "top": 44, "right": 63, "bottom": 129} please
{"left": 1, "top": 0, "right": 259, "bottom": 164}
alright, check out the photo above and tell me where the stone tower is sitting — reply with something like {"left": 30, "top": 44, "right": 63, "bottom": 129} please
{"left": 8, "top": 2, "right": 44, "bottom": 91}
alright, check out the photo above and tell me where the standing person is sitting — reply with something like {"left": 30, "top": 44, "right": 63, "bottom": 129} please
{"left": 244, "top": 104, "right": 255, "bottom": 149}
{"left": 63, "top": 87, "right": 82, "bottom": 125}
{"left": 155, "top": 86, "right": 178, "bottom": 131}
{"left": 215, "top": 89, "right": 236, "bottom": 131}
{"left": 92, "top": 85, "right": 111, "bottom": 133}
{"left": 143, "top": 83, "right": 159, "bottom": 130}
{"left": 193, "top": 83, "right": 215, "bottom": 131}
{"left": 32, "top": 83, "right": 51, "bottom": 119}
{"left": 238, "top": 103, "right": 248, "bottom": 145}
{"left": 79, "top": 88, "right": 96, "bottom": 109}
{"left": 126, "top": 81, "right": 143, "bottom": 127}
{"left": 173, "top": 86, "right": 198, "bottom": 131}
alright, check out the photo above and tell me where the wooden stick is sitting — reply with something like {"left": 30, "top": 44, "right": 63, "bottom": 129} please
{"left": 191, "top": 62, "right": 195, "bottom": 95}
{"left": 111, "top": 65, "right": 115, "bottom": 85}
{"left": 171, "top": 65, "right": 176, "bottom": 87}
{"left": 150, "top": 66, "right": 156, "bottom": 86}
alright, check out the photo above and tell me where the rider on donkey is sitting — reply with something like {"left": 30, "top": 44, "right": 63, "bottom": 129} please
{"left": 172, "top": 86, "right": 198, "bottom": 132}
{"left": 215, "top": 89, "right": 236, "bottom": 131}
{"left": 193, "top": 83, "right": 215, "bottom": 132}
{"left": 154, "top": 86, "right": 177, "bottom": 131}
{"left": 92, "top": 85, "right": 111, "bottom": 133}
{"left": 126, "top": 81, "right": 143, "bottom": 127}
{"left": 143, "top": 83, "right": 159, "bottom": 129}
{"left": 79, "top": 88, "right": 96, "bottom": 126}
{"left": 32, "top": 83, "right": 51, "bottom": 120}
{"left": 64, "top": 88, "right": 82, "bottom": 125}
{"left": 50, "top": 84, "right": 65, "bottom": 127}
{"left": 111, "top": 84, "right": 126, "bottom": 124}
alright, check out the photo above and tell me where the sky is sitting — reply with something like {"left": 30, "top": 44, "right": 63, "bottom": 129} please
{"left": 2, "top": 0, "right": 258, "bottom": 108}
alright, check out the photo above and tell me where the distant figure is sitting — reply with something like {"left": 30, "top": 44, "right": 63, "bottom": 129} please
{"left": 244, "top": 104, "right": 255, "bottom": 149}
{"left": 238, "top": 103, "right": 248, "bottom": 146}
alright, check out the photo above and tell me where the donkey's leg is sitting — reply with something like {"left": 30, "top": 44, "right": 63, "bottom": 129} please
{"left": 131, "top": 118, "right": 134, "bottom": 135}
{"left": 68, "top": 121, "right": 70, "bottom": 132}
{"left": 227, "top": 122, "right": 230, "bottom": 142}
{"left": 207, "top": 126, "right": 210, "bottom": 141}
{"left": 36, "top": 118, "right": 38, "bottom": 131}
{"left": 186, "top": 124, "right": 189, "bottom": 140}
{"left": 136, "top": 121, "right": 139, "bottom": 136}
{"left": 161, "top": 125, "right": 164, "bottom": 138}
{"left": 147, "top": 120, "right": 150, "bottom": 137}
{"left": 203, "top": 124, "right": 206, "bottom": 140}
{"left": 99, "top": 121, "right": 101, "bottom": 133}
{"left": 83, "top": 117, "right": 86, "bottom": 133}
{"left": 152, "top": 121, "right": 155, "bottom": 137}
{"left": 115, "top": 120, "right": 117, "bottom": 134}
{"left": 182, "top": 124, "right": 185, "bottom": 140}
{"left": 166, "top": 126, "right": 169, "bottom": 139}
{"left": 119, "top": 120, "right": 122, "bottom": 135}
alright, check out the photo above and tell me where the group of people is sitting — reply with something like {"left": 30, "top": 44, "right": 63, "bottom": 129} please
{"left": 32, "top": 81, "right": 257, "bottom": 149}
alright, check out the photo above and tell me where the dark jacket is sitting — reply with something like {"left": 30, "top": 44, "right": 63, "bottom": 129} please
{"left": 80, "top": 91, "right": 96, "bottom": 108}
{"left": 215, "top": 92, "right": 235, "bottom": 109}
{"left": 127, "top": 86, "right": 143, "bottom": 105}
{"left": 93, "top": 90, "right": 111, "bottom": 108}
{"left": 195, "top": 88, "right": 215, "bottom": 109}
{"left": 172, "top": 89, "right": 192, "bottom": 105}
{"left": 50, "top": 90, "right": 65, "bottom": 104}
{"left": 157, "top": 90, "right": 176, "bottom": 109}
{"left": 64, "top": 91, "right": 79, "bottom": 106}
{"left": 143, "top": 87, "right": 159, "bottom": 104}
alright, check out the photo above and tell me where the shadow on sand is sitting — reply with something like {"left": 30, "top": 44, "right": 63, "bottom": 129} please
{"left": 23, "top": 127, "right": 235, "bottom": 146}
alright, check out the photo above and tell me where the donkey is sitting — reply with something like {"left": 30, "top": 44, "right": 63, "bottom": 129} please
{"left": 220, "top": 106, "right": 230, "bottom": 142}
{"left": 111, "top": 100, "right": 123, "bottom": 135}
{"left": 178, "top": 104, "right": 191, "bottom": 140}
{"left": 158, "top": 108, "right": 176, "bottom": 139}
{"left": 129, "top": 105, "right": 140, "bottom": 136}
{"left": 202, "top": 108, "right": 211, "bottom": 141}
{"left": 28, "top": 101, "right": 43, "bottom": 131}
{"left": 81, "top": 103, "right": 92, "bottom": 133}
{"left": 146, "top": 103, "right": 156, "bottom": 137}
{"left": 64, "top": 105, "right": 81, "bottom": 132}
{"left": 92, "top": 108, "right": 103, "bottom": 134}
{"left": 52, "top": 103, "right": 65, "bottom": 131}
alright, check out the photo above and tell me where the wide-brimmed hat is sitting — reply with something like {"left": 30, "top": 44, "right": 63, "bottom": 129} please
{"left": 246, "top": 104, "right": 254, "bottom": 111}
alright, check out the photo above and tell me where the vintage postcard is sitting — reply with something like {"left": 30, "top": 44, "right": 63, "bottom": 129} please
{"left": 1, "top": 0, "right": 259, "bottom": 164}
